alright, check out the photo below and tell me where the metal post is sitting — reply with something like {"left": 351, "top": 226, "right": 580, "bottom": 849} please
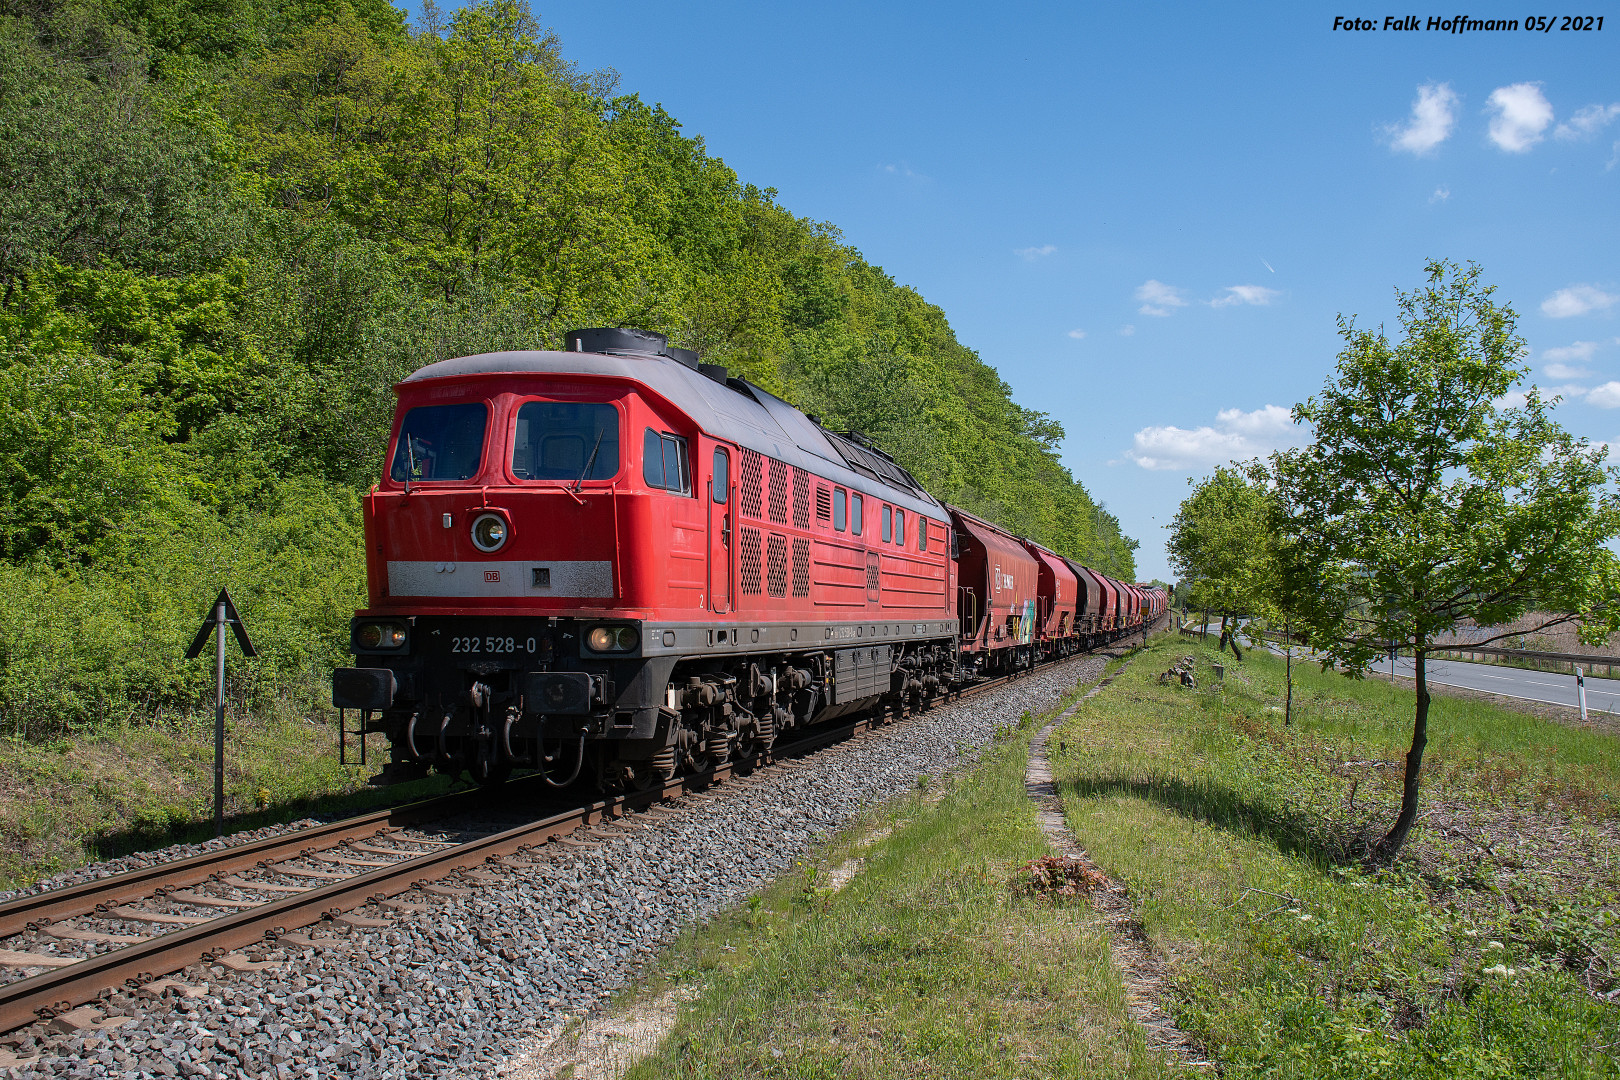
{"left": 214, "top": 599, "right": 227, "bottom": 838}
{"left": 1576, "top": 666, "right": 1588, "bottom": 722}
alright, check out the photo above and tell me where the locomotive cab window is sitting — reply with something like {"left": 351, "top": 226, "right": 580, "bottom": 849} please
{"left": 882, "top": 505, "right": 893, "bottom": 543}
{"left": 391, "top": 403, "right": 487, "bottom": 483}
{"left": 510, "top": 401, "right": 619, "bottom": 481}
{"left": 851, "top": 494, "right": 862, "bottom": 536}
{"left": 712, "top": 447, "right": 729, "bottom": 503}
{"left": 643, "top": 428, "right": 691, "bottom": 495}
{"left": 834, "top": 488, "right": 847, "bottom": 531}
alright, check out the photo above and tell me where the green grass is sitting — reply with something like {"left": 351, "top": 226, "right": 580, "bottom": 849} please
{"left": 0, "top": 690, "right": 455, "bottom": 890}
{"left": 613, "top": 682, "right": 1171, "bottom": 1080}
{"left": 1054, "top": 638, "right": 1620, "bottom": 1078}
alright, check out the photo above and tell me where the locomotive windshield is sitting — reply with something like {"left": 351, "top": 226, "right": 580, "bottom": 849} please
{"left": 510, "top": 401, "right": 620, "bottom": 481}
{"left": 390, "top": 403, "right": 487, "bottom": 482}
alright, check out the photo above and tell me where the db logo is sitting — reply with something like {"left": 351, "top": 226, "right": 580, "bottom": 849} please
{"left": 484, "top": 570, "right": 501, "bottom": 583}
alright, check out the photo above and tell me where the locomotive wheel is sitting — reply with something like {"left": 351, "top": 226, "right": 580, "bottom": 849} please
{"left": 471, "top": 756, "right": 513, "bottom": 788}
{"left": 617, "top": 762, "right": 659, "bottom": 792}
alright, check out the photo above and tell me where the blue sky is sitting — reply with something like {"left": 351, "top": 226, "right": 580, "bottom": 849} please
{"left": 409, "top": 0, "right": 1617, "bottom": 583}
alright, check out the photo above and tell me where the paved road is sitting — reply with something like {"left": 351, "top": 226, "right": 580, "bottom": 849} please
{"left": 1181, "top": 622, "right": 1620, "bottom": 715}
{"left": 1365, "top": 652, "right": 1620, "bottom": 715}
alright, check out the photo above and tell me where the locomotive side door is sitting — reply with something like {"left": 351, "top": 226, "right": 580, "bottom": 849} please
{"left": 708, "top": 444, "right": 733, "bottom": 613}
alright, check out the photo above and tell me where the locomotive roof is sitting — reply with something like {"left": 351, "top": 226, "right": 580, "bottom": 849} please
{"left": 404, "top": 349, "right": 945, "bottom": 518}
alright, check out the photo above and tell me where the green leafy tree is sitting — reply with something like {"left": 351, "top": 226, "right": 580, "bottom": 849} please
{"left": 1274, "top": 260, "right": 1620, "bottom": 859}
{"left": 1166, "top": 463, "right": 1282, "bottom": 660}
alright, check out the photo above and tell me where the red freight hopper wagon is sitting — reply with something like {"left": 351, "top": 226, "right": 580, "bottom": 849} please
{"left": 333, "top": 328, "right": 960, "bottom": 789}
{"left": 1093, "top": 573, "right": 1119, "bottom": 632}
{"left": 948, "top": 506, "right": 1040, "bottom": 673}
{"left": 1022, "top": 539, "right": 1079, "bottom": 656}
{"left": 1065, "top": 561, "right": 1104, "bottom": 639}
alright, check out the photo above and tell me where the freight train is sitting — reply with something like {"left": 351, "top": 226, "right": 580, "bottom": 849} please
{"left": 332, "top": 328, "right": 1165, "bottom": 789}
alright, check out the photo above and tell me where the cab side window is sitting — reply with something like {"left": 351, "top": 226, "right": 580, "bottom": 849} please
{"left": 882, "top": 505, "right": 893, "bottom": 543}
{"left": 834, "top": 488, "right": 847, "bottom": 531}
{"left": 851, "top": 494, "right": 863, "bottom": 535}
{"left": 643, "top": 428, "right": 691, "bottom": 495}
{"left": 712, "top": 447, "right": 729, "bottom": 503}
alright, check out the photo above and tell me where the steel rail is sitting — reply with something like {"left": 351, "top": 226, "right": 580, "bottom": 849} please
{"left": 0, "top": 777, "right": 554, "bottom": 940}
{"left": 0, "top": 643, "right": 1126, "bottom": 1032}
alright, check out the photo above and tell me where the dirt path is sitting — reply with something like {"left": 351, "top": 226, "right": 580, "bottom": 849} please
{"left": 1026, "top": 657, "right": 1214, "bottom": 1070}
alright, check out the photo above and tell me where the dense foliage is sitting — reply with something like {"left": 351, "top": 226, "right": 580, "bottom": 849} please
{"left": 0, "top": 0, "right": 1135, "bottom": 735}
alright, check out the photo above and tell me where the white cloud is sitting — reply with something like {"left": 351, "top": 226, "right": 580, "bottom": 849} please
{"left": 1487, "top": 83, "right": 1554, "bottom": 152}
{"left": 1125, "top": 404, "right": 1301, "bottom": 471}
{"left": 1546, "top": 361, "right": 1593, "bottom": 379}
{"left": 1587, "top": 382, "right": 1620, "bottom": 408}
{"left": 1542, "top": 285, "right": 1619, "bottom": 318}
{"left": 1119, "top": 324, "right": 1136, "bottom": 337}
{"left": 1016, "top": 244, "right": 1057, "bottom": 261}
{"left": 1066, "top": 328, "right": 1086, "bottom": 340}
{"left": 878, "top": 163, "right": 928, "bottom": 181}
{"left": 1388, "top": 82, "right": 1459, "bottom": 154}
{"left": 1555, "top": 103, "right": 1620, "bottom": 140}
{"left": 1430, "top": 186, "right": 1450, "bottom": 203}
{"left": 1135, "top": 280, "right": 1187, "bottom": 317}
{"left": 1544, "top": 341, "right": 1599, "bottom": 363}
{"left": 1209, "top": 285, "right": 1281, "bottom": 308}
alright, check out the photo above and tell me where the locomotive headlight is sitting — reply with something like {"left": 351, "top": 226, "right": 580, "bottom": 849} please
{"left": 585, "top": 625, "right": 639, "bottom": 652}
{"left": 354, "top": 621, "right": 408, "bottom": 651}
{"left": 470, "top": 512, "right": 509, "bottom": 553}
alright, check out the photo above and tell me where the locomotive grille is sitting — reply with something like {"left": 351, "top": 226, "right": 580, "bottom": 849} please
{"left": 740, "top": 527, "right": 762, "bottom": 595}
{"left": 791, "top": 468, "right": 810, "bottom": 528}
{"left": 792, "top": 537, "right": 810, "bottom": 598}
{"left": 767, "top": 459, "right": 788, "bottom": 524}
{"left": 866, "top": 552, "right": 880, "bottom": 601}
{"left": 766, "top": 533, "right": 789, "bottom": 597}
{"left": 815, "top": 485, "right": 832, "bottom": 521}
{"left": 740, "top": 449, "right": 763, "bottom": 518}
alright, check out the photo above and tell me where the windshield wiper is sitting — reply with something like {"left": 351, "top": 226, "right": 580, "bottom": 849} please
{"left": 573, "top": 428, "right": 606, "bottom": 494}
{"left": 404, "top": 436, "right": 418, "bottom": 495}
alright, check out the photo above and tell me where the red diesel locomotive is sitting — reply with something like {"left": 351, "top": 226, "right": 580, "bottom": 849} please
{"left": 332, "top": 328, "right": 1163, "bottom": 788}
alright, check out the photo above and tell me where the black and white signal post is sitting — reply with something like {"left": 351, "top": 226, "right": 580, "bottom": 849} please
{"left": 185, "top": 589, "right": 256, "bottom": 836}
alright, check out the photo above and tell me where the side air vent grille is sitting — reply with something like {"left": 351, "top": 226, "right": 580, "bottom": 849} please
{"left": 740, "top": 527, "right": 762, "bottom": 595}
{"left": 767, "top": 459, "right": 789, "bottom": 525}
{"left": 792, "top": 538, "right": 810, "bottom": 598}
{"left": 740, "top": 449, "right": 763, "bottom": 519}
{"left": 791, "top": 468, "right": 810, "bottom": 529}
{"left": 766, "top": 534, "right": 789, "bottom": 598}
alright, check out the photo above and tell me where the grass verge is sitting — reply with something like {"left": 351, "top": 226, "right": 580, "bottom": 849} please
{"left": 609, "top": 677, "right": 1172, "bottom": 1079}
{"left": 0, "top": 693, "right": 455, "bottom": 891}
{"left": 1054, "top": 637, "right": 1620, "bottom": 1078}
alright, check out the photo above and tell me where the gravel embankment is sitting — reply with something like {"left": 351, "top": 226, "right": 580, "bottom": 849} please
{"left": 0, "top": 824, "right": 325, "bottom": 907}
{"left": 3, "top": 658, "right": 1108, "bottom": 1079}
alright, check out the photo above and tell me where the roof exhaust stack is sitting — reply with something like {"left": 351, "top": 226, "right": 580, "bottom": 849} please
{"left": 564, "top": 327, "right": 699, "bottom": 370}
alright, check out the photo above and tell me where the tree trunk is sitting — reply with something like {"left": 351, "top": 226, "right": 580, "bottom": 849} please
{"left": 1220, "top": 614, "right": 1243, "bottom": 660}
{"left": 1284, "top": 614, "right": 1293, "bottom": 726}
{"left": 1376, "top": 644, "right": 1429, "bottom": 860}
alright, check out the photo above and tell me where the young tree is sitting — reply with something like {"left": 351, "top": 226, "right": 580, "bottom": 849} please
{"left": 1166, "top": 463, "right": 1281, "bottom": 660}
{"left": 1274, "top": 260, "right": 1620, "bottom": 860}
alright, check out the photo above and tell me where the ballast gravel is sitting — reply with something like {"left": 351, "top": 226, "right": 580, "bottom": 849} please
{"left": 3, "top": 658, "right": 1111, "bottom": 1079}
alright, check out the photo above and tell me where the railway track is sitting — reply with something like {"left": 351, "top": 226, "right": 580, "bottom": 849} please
{"left": 0, "top": 643, "right": 1136, "bottom": 1037}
